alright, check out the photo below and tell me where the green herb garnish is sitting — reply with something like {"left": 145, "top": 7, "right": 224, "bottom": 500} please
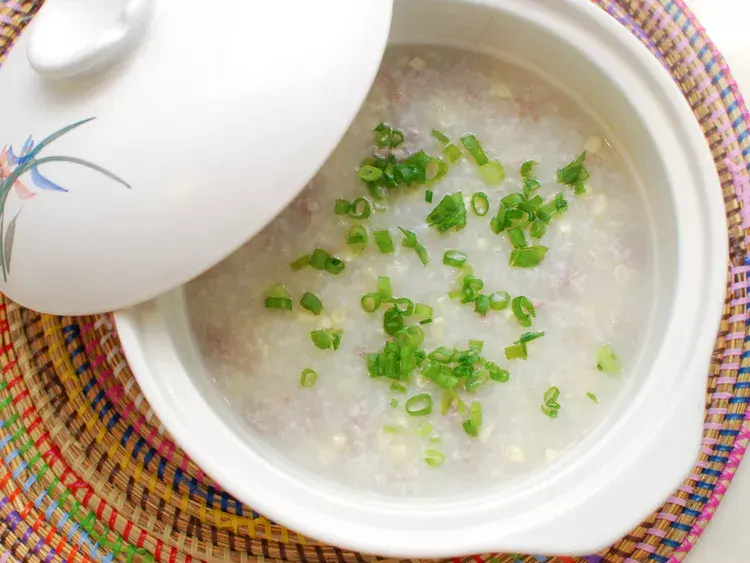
{"left": 596, "top": 343, "right": 623, "bottom": 374}
{"left": 510, "top": 245, "right": 548, "bottom": 268}
{"left": 374, "top": 229, "right": 394, "bottom": 253}
{"left": 310, "top": 328, "right": 343, "bottom": 351}
{"left": 398, "top": 227, "right": 429, "bottom": 265}
{"left": 264, "top": 283, "right": 293, "bottom": 310}
{"left": 427, "top": 192, "right": 467, "bottom": 232}
{"left": 471, "top": 192, "right": 490, "bottom": 216}
{"left": 557, "top": 151, "right": 589, "bottom": 194}
{"left": 300, "top": 368, "right": 318, "bottom": 387}
{"left": 300, "top": 292, "right": 322, "bottom": 315}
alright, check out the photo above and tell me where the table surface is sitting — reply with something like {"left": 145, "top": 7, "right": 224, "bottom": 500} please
{"left": 663, "top": 1, "right": 750, "bottom": 561}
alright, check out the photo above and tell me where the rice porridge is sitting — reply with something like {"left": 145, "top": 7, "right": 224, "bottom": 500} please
{"left": 185, "top": 47, "right": 653, "bottom": 497}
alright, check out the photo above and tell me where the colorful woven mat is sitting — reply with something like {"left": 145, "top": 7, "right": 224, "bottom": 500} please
{"left": 0, "top": 0, "right": 748, "bottom": 561}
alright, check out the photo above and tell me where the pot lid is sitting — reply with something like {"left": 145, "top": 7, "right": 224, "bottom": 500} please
{"left": 0, "top": 0, "right": 392, "bottom": 315}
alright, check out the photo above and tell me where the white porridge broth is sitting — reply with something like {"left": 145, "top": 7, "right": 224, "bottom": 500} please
{"left": 186, "top": 47, "right": 653, "bottom": 497}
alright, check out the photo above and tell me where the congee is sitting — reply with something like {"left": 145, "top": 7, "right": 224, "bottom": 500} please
{"left": 186, "top": 47, "right": 653, "bottom": 497}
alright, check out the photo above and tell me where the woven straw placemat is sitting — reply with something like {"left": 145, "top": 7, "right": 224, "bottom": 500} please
{"left": 1, "top": 0, "right": 748, "bottom": 561}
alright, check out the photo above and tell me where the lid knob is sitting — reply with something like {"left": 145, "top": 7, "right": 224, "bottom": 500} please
{"left": 26, "top": 0, "right": 155, "bottom": 80}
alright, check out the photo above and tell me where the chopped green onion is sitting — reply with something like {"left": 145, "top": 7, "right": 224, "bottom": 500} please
{"left": 520, "top": 331, "right": 545, "bottom": 343}
{"left": 429, "top": 436, "right": 442, "bottom": 444}
{"left": 264, "top": 283, "right": 293, "bottom": 310}
{"left": 398, "top": 227, "right": 429, "bottom": 265}
{"left": 374, "top": 122, "right": 404, "bottom": 149}
{"left": 325, "top": 256, "right": 346, "bottom": 275}
{"left": 414, "top": 422, "right": 434, "bottom": 438}
{"left": 349, "top": 197, "right": 372, "bottom": 220}
{"left": 389, "top": 398, "right": 398, "bottom": 408}
{"left": 501, "top": 193, "right": 525, "bottom": 208}
{"left": 490, "top": 204, "right": 508, "bottom": 234}
{"left": 537, "top": 193, "right": 569, "bottom": 223}
{"left": 462, "top": 401, "right": 482, "bottom": 437}
{"left": 596, "top": 343, "right": 623, "bottom": 374}
{"left": 541, "top": 404, "right": 559, "bottom": 418}
{"left": 425, "top": 190, "right": 434, "bottom": 203}
{"left": 443, "top": 250, "right": 467, "bottom": 268}
{"left": 432, "top": 129, "right": 451, "bottom": 145}
{"left": 383, "top": 424, "right": 402, "bottom": 433}
{"left": 392, "top": 129, "right": 405, "bottom": 147}
{"left": 391, "top": 382, "right": 407, "bottom": 394}
{"left": 428, "top": 347, "right": 454, "bottom": 363}
{"left": 310, "top": 328, "right": 343, "bottom": 351}
{"left": 461, "top": 134, "right": 489, "bottom": 166}
{"left": 414, "top": 303, "right": 433, "bottom": 320}
{"left": 334, "top": 198, "right": 352, "bottom": 215}
{"left": 512, "top": 296, "right": 536, "bottom": 328}
{"left": 474, "top": 294, "right": 490, "bottom": 316}
{"left": 374, "top": 229, "right": 394, "bottom": 254}
{"left": 377, "top": 277, "right": 393, "bottom": 301}
{"left": 471, "top": 192, "right": 490, "bottom": 216}
{"left": 310, "top": 248, "right": 331, "bottom": 270}
{"left": 508, "top": 227, "right": 527, "bottom": 249}
{"left": 300, "top": 292, "right": 322, "bottom": 315}
{"left": 489, "top": 291, "right": 510, "bottom": 311}
{"left": 479, "top": 160, "right": 505, "bottom": 185}
{"left": 419, "top": 318, "right": 433, "bottom": 325}
{"left": 383, "top": 306, "right": 404, "bottom": 336}
{"left": 424, "top": 448, "right": 445, "bottom": 467}
{"left": 487, "top": 362, "right": 510, "bottom": 382}
{"left": 300, "top": 368, "right": 318, "bottom": 387}
{"left": 345, "top": 225, "right": 368, "bottom": 254}
{"left": 360, "top": 293, "right": 381, "bottom": 313}
{"left": 520, "top": 160, "right": 538, "bottom": 178}
{"left": 543, "top": 386, "right": 560, "bottom": 404}
{"left": 586, "top": 392, "right": 599, "bottom": 403}
{"left": 290, "top": 254, "right": 310, "bottom": 271}
{"left": 427, "top": 158, "right": 449, "bottom": 183}
{"left": 523, "top": 177, "right": 542, "bottom": 196}
{"left": 557, "top": 151, "right": 589, "bottom": 194}
{"left": 357, "top": 165, "right": 383, "bottom": 182}
{"left": 405, "top": 393, "right": 432, "bottom": 416}
{"left": 530, "top": 220, "right": 547, "bottom": 239}
{"left": 443, "top": 143, "right": 462, "bottom": 163}
{"left": 427, "top": 193, "right": 467, "bottom": 232}
{"left": 469, "top": 339, "right": 484, "bottom": 352}
{"left": 510, "top": 246, "right": 548, "bottom": 268}
{"left": 394, "top": 297, "right": 414, "bottom": 316}
{"left": 504, "top": 343, "right": 527, "bottom": 361}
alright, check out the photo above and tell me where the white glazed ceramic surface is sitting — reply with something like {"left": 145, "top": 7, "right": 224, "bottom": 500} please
{"left": 115, "top": 0, "right": 727, "bottom": 557}
{"left": 0, "top": 0, "right": 392, "bottom": 315}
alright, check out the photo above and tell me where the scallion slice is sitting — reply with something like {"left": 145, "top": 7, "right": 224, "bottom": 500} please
{"left": 427, "top": 157, "right": 449, "bottom": 183}
{"left": 290, "top": 254, "right": 310, "bottom": 271}
{"left": 461, "top": 134, "right": 489, "bottom": 166}
{"left": 478, "top": 160, "right": 505, "bottom": 186}
{"left": 264, "top": 283, "right": 293, "bottom": 311}
{"left": 310, "top": 328, "right": 343, "bottom": 351}
{"left": 377, "top": 276, "right": 393, "bottom": 301}
{"left": 543, "top": 386, "right": 560, "bottom": 404}
{"left": 357, "top": 165, "right": 383, "bottom": 182}
{"left": 345, "top": 225, "right": 368, "bottom": 254}
{"left": 542, "top": 386, "right": 561, "bottom": 418}
{"left": 504, "top": 343, "right": 527, "bottom": 361}
{"left": 310, "top": 248, "right": 331, "bottom": 270}
{"left": 557, "top": 151, "right": 589, "bottom": 194}
{"left": 427, "top": 193, "right": 467, "bottom": 232}
{"left": 509, "top": 246, "right": 548, "bottom": 268}
{"left": 462, "top": 401, "right": 482, "bottom": 437}
{"left": 486, "top": 361, "right": 510, "bottom": 382}
{"left": 508, "top": 227, "right": 527, "bottom": 249}
{"left": 325, "top": 256, "right": 346, "bottom": 275}
{"left": 530, "top": 220, "right": 547, "bottom": 239}
{"left": 424, "top": 448, "right": 445, "bottom": 467}
{"left": 390, "top": 398, "right": 398, "bottom": 408}
{"left": 471, "top": 192, "right": 490, "bottom": 216}
{"left": 489, "top": 291, "right": 510, "bottom": 311}
{"left": 300, "top": 292, "right": 322, "bottom": 315}
{"left": 443, "top": 250, "right": 467, "bottom": 268}
{"left": 586, "top": 392, "right": 599, "bottom": 403}
{"left": 432, "top": 129, "right": 451, "bottom": 145}
{"left": 334, "top": 198, "right": 351, "bottom": 215}
{"left": 300, "top": 368, "right": 318, "bottom": 387}
{"left": 383, "top": 306, "right": 404, "bottom": 336}
{"left": 361, "top": 293, "right": 381, "bottom": 313}
{"left": 469, "top": 339, "right": 484, "bottom": 352}
{"left": 512, "top": 296, "right": 536, "bottom": 328}
{"left": 520, "top": 160, "right": 538, "bottom": 178}
{"left": 391, "top": 382, "right": 407, "bottom": 394}
{"left": 474, "top": 294, "right": 490, "bottom": 316}
{"left": 443, "top": 143, "right": 462, "bottom": 163}
{"left": 349, "top": 197, "right": 372, "bottom": 220}
{"left": 374, "top": 229, "right": 394, "bottom": 254}
{"left": 425, "top": 190, "right": 434, "bottom": 203}
{"left": 405, "top": 393, "right": 432, "bottom": 416}
{"left": 541, "top": 404, "right": 559, "bottom": 418}
{"left": 394, "top": 297, "right": 414, "bottom": 316}
{"left": 596, "top": 343, "right": 623, "bottom": 374}
{"left": 523, "top": 177, "right": 542, "bottom": 195}
{"left": 537, "top": 193, "right": 569, "bottom": 223}
{"left": 398, "top": 227, "right": 429, "bottom": 265}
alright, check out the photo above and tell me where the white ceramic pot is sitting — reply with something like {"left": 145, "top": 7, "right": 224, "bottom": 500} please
{"left": 113, "top": 0, "right": 727, "bottom": 557}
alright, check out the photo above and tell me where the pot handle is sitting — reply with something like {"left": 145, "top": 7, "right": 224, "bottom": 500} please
{"left": 26, "top": 0, "right": 155, "bottom": 80}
